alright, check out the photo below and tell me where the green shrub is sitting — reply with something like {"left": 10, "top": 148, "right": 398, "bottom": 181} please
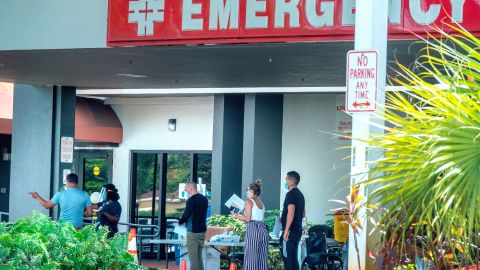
{"left": 263, "top": 209, "right": 281, "bottom": 232}
{"left": 207, "top": 214, "right": 246, "bottom": 241}
{"left": 208, "top": 213, "right": 287, "bottom": 270}
{"left": 0, "top": 212, "right": 144, "bottom": 270}
{"left": 268, "top": 246, "right": 284, "bottom": 270}
{"left": 324, "top": 219, "right": 334, "bottom": 230}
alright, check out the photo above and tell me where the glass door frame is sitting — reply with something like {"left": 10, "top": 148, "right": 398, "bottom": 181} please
{"left": 129, "top": 150, "right": 211, "bottom": 237}
{"left": 73, "top": 149, "right": 113, "bottom": 192}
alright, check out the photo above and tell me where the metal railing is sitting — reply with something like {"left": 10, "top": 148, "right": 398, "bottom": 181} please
{"left": 83, "top": 219, "right": 163, "bottom": 263}
{"left": 116, "top": 221, "right": 161, "bottom": 262}
{"left": 0, "top": 212, "right": 9, "bottom": 222}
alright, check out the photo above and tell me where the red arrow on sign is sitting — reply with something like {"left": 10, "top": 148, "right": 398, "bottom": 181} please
{"left": 353, "top": 101, "right": 371, "bottom": 108}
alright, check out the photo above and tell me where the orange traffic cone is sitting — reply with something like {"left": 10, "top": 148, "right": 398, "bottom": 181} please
{"left": 127, "top": 228, "right": 138, "bottom": 263}
{"left": 180, "top": 259, "right": 187, "bottom": 270}
{"left": 229, "top": 261, "right": 237, "bottom": 270}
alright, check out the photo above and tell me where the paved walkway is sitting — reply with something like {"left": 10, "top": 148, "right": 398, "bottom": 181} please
{"left": 141, "top": 260, "right": 180, "bottom": 270}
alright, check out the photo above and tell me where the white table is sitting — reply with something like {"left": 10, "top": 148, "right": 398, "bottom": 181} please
{"left": 152, "top": 238, "right": 306, "bottom": 269}
{"left": 149, "top": 239, "right": 244, "bottom": 269}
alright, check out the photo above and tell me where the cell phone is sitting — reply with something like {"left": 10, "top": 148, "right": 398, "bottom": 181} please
{"left": 229, "top": 206, "right": 240, "bottom": 213}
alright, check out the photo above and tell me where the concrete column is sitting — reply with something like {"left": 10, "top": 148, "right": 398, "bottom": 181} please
{"left": 242, "top": 94, "right": 283, "bottom": 210}
{"left": 51, "top": 86, "right": 76, "bottom": 219}
{"left": 0, "top": 135, "right": 11, "bottom": 222}
{"left": 211, "top": 94, "right": 245, "bottom": 215}
{"left": 10, "top": 85, "right": 76, "bottom": 221}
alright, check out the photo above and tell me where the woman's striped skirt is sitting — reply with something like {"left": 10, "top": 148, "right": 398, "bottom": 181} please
{"left": 244, "top": 220, "right": 269, "bottom": 270}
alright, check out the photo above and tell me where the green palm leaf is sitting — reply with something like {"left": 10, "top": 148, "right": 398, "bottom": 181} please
{"left": 365, "top": 24, "right": 480, "bottom": 268}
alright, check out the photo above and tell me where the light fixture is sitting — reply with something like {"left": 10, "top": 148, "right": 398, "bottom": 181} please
{"left": 168, "top": 119, "right": 176, "bottom": 132}
{"left": 116, "top": 73, "right": 149, "bottom": 78}
{"left": 2, "top": 147, "right": 10, "bottom": 161}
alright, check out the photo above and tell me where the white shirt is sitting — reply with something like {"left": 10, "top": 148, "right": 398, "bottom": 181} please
{"left": 250, "top": 199, "right": 265, "bottom": 221}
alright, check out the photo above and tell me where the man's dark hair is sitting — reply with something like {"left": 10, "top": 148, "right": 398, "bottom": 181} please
{"left": 287, "top": 171, "right": 300, "bottom": 185}
{"left": 66, "top": 173, "right": 78, "bottom": 184}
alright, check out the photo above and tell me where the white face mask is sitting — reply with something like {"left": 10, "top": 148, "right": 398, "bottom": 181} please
{"left": 246, "top": 191, "right": 253, "bottom": 199}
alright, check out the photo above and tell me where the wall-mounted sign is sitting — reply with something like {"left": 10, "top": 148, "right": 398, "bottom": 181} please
{"left": 108, "top": 0, "right": 480, "bottom": 46}
{"left": 60, "top": 137, "right": 74, "bottom": 163}
{"left": 178, "top": 183, "right": 207, "bottom": 199}
{"left": 63, "top": 169, "right": 72, "bottom": 185}
{"left": 93, "top": 166, "right": 101, "bottom": 176}
{"left": 346, "top": 50, "right": 378, "bottom": 113}
{"left": 335, "top": 100, "right": 352, "bottom": 141}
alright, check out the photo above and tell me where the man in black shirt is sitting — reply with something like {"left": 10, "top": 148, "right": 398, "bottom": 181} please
{"left": 280, "top": 171, "right": 305, "bottom": 270}
{"left": 179, "top": 182, "right": 208, "bottom": 270}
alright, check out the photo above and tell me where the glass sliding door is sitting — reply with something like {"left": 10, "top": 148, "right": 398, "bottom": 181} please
{"left": 130, "top": 151, "right": 212, "bottom": 259}
{"left": 131, "top": 153, "right": 160, "bottom": 224}
{"left": 165, "top": 153, "right": 191, "bottom": 219}
{"left": 131, "top": 152, "right": 162, "bottom": 258}
{"left": 196, "top": 153, "right": 212, "bottom": 201}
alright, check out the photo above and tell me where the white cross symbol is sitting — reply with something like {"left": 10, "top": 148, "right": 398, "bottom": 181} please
{"left": 128, "top": 0, "right": 165, "bottom": 36}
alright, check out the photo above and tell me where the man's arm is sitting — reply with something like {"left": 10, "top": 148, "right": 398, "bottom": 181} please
{"left": 29, "top": 192, "right": 55, "bottom": 209}
{"left": 283, "top": 204, "right": 295, "bottom": 241}
{"left": 178, "top": 199, "right": 192, "bottom": 225}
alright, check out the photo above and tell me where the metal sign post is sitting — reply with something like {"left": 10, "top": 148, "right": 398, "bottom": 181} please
{"left": 348, "top": 0, "right": 389, "bottom": 269}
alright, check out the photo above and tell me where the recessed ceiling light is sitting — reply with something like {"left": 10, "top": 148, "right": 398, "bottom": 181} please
{"left": 116, "top": 73, "right": 148, "bottom": 78}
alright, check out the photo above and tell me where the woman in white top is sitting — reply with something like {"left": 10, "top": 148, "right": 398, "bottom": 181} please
{"left": 232, "top": 180, "right": 269, "bottom": 270}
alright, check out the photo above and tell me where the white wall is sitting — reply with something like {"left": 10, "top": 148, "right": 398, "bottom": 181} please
{"left": 107, "top": 97, "right": 214, "bottom": 223}
{"left": 281, "top": 94, "right": 351, "bottom": 225}
{"left": 0, "top": 0, "right": 107, "bottom": 50}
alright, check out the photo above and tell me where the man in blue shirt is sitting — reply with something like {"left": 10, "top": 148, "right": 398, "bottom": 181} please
{"left": 30, "top": 173, "right": 92, "bottom": 229}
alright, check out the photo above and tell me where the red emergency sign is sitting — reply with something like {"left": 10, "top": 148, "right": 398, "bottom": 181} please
{"left": 107, "top": 0, "right": 480, "bottom": 47}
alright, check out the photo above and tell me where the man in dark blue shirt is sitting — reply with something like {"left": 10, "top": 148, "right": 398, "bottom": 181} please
{"left": 280, "top": 171, "right": 305, "bottom": 270}
{"left": 179, "top": 182, "right": 208, "bottom": 270}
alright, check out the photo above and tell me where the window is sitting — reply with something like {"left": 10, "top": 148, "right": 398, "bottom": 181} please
{"left": 130, "top": 151, "right": 212, "bottom": 258}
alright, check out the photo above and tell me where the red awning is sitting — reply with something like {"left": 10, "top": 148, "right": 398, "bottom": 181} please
{"left": 75, "top": 97, "right": 123, "bottom": 144}
{"left": 0, "top": 118, "right": 11, "bottom": 134}
{"left": 0, "top": 84, "right": 123, "bottom": 144}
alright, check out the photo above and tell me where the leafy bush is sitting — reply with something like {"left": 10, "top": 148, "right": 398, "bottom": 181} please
{"left": 0, "top": 212, "right": 144, "bottom": 270}
{"left": 263, "top": 209, "right": 281, "bottom": 232}
{"left": 207, "top": 214, "right": 245, "bottom": 241}
{"left": 268, "top": 246, "right": 284, "bottom": 270}
{"left": 364, "top": 25, "right": 480, "bottom": 269}
{"left": 324, "top": 219, "right": 334, "bottom": 230}
{"left": 208, "top": 213, "right": 288, "bottom": 270}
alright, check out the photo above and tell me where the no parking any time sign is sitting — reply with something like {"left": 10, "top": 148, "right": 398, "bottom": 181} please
{"left": 346, "top": 50, "right": 378, "bottom": 113}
